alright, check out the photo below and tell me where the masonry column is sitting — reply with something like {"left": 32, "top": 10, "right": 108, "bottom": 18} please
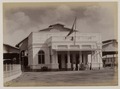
{"left": 51, "top": 50, "right": 59, "bottom": 70}
{"left": 83, "top": 53, "right": 86, "bottom": 65}
{"left": 79, "top": 51, "right": 82, "bottom": 64}
{"left": 67, "top": 51, "right": 71, "bottom": 70}
{"left": 55, "top": 51, "right": 59, "bottom": 67}
{"left": 88, "top": 53, "right": 92, "bottom": 69}
{"left": 90, "top": 51, "right": 93, "bottom": 70}
{"left": 97, "top": 50, "right": 103, "bottom": 69}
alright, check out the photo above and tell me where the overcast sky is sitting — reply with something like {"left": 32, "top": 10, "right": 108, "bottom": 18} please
{"left": 3, "top": 2, "right": 117, "bottom": 46}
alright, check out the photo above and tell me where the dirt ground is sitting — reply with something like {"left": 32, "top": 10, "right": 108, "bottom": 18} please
{"left": 4, "top": 68, "right": 118, "bottom": 86}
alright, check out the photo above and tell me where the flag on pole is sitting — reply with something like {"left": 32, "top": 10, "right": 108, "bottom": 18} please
{"left": 65, "top": 17, "right": 77, "bottom": 39}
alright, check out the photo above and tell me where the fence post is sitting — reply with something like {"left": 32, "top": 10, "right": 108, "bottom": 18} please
{"left": 9, "top": 64, "right": 11, "bottom": 77}
{"left": 5, "top": 64, "right": 7, "bottom": 71}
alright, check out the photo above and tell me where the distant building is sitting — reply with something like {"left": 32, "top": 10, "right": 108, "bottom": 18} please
{"left": 3, "top": 44, "right": 20, "bottom": 64}
{"left": 16, "top": 23, "right": 103, "bottom": 71}
{"left": 102, "top": 39, "right": 118, "bottom": 67}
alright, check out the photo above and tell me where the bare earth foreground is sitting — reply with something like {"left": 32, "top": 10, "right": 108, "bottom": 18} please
{"left": 4, "top": 68, "right": 118, "bottom": 86}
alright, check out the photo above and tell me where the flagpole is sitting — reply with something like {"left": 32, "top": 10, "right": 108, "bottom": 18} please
{"left": 65, "top": 16, "right": 77, "bottom": 41}
{"left": 74, "top": 17, "right": 77, "bottom": 45}
{"left": 74, "top": 28, "right": 76, "bottom": 45}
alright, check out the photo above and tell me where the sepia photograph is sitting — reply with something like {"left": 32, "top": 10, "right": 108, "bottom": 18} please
{"left": 3, "top": 2, "right": 118, "bottom": 87}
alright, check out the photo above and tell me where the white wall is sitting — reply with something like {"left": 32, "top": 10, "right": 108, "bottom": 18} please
{"left": 28, "top": 31, "right": 102, "bottom": 69}
{"left": 28, "top": 44, "right": 51, "bottom": 69}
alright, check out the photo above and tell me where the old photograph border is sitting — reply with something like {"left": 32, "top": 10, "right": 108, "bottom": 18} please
{"left": 0, "top": 1, "right": 119, "bottom": 89}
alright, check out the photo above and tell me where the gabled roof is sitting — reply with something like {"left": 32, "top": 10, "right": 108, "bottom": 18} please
{"left": 49, "top": 23, "right": 64, "bottom": 27}
{"left": 39, "top": 23, "right": 71, "bottom": 32}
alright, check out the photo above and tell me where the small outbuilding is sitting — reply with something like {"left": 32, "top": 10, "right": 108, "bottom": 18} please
{"left": 3, "top": 44, "right": 20, "bottom": 64}
{"left": 102, "top": 39, "right": 118, "bottom": 67}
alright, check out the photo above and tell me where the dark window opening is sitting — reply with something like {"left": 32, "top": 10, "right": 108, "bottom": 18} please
{"left": 38, "top": 50, "right": 45, "bottom": 64}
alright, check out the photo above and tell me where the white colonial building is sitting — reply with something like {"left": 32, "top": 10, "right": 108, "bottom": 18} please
{"left": 16, "top": 23, "right": 103, "bottom": 71}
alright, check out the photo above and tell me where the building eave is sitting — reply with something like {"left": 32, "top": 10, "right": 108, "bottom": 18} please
{"left": 15, "top": 37, "right": 28, "bottom": 47}
{"left": 3, "top": 44, "right": 19, "bottom": 50}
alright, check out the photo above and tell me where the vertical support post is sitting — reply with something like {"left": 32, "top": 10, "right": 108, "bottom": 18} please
{"left": 55, "top": 51, "right": 58, "bottom": 64}
{"left": 98, "top": 50, "right": 100, "bottom": 70}
{"left": 67, "top": 51, "right": 71, "bottom": 70}
{"left": 5, "top": 63, "right": 7, "bottom": 71}
{"left": 79, "top": 51, "right": 82, "bottom": 70}
{"left": 79, "top": 52, "right": 82, "bottom": 64}
{"left": 97, "top": 49, "right": 103, "bottom": 69}
{"left": 83, "top": 53, "right": 86, "bottom": 65}
{"left": 112, "top": 54, "right": 115, "bottom": 67}
{"left": 72, "top": 54, "right": 75, "bottom": 71}
{"left": 8, "top": 64, "right": 12, "bottom": 76}
{"left": 90, "top": 51, "right": 92, "bottom": 70}
{"left": 96, "top": 50, "right": 100, "bottom": 70}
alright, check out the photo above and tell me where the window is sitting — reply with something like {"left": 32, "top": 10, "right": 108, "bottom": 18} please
{"left": 38, "top": 50, "right": 45, "bottom": 64}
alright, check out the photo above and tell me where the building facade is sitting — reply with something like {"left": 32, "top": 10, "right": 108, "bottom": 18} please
{"left": 3, "top": 44, "right": 20, "bottom": 64}
{"left": 102, "top": 39, "right": 118, "bottom": 67}
{"left": 17, "top": 24, "right": 103, "bottom": 70}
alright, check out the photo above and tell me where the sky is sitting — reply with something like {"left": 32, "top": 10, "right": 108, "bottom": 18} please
{"left": 3, "top": 2, "right": 118, "bottom": 46}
